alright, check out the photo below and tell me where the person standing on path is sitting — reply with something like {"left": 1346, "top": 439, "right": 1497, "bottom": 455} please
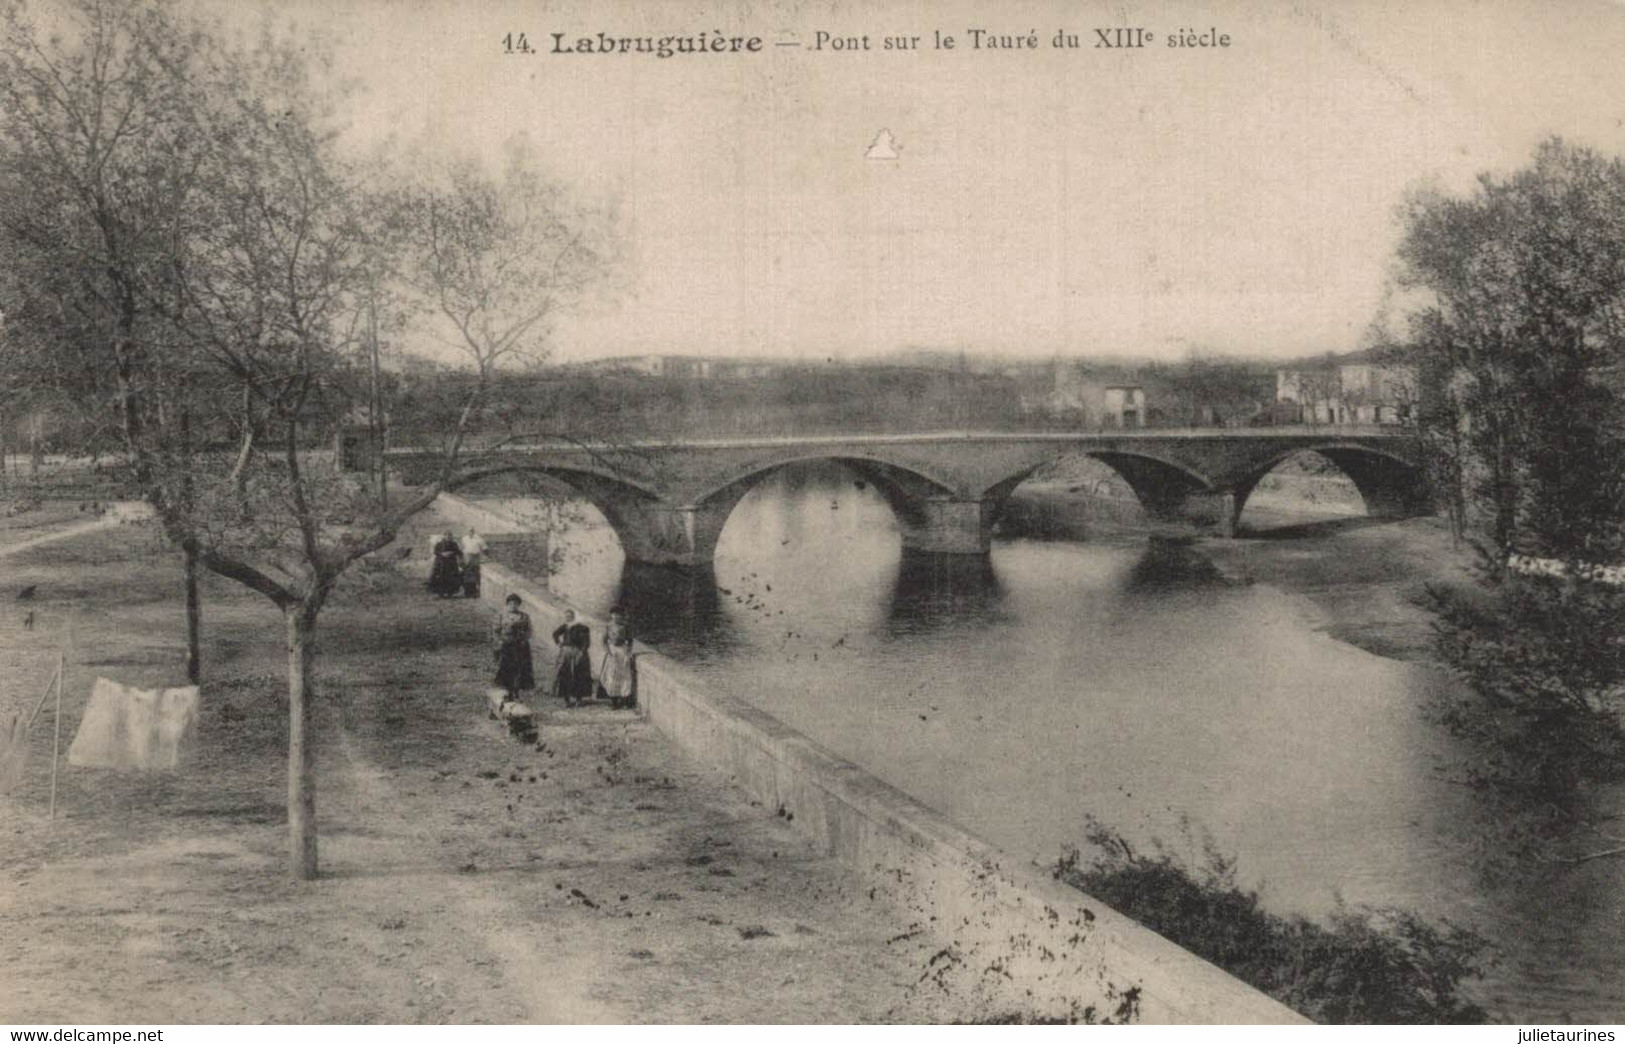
{"left": 460, "top": 527, "right": 487, "bottom": 597}
{"left": 598, "top": 606, "right": 636, "bottom": 710}
{"left": 428, "top": 533, "right": 463, "bottom": 597}
{"left": 550, "top": 609, "right": 593, "bottom": 706}
{"left": 493, "top": 594, "right": 536, "bottom": 704}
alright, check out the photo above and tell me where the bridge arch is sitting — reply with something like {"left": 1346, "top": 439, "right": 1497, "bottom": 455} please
{"left": 690, "top": 451, "right": 962, "bottom": 511}
{"left": 687, "top": 453, "right": 965, "bottom": 556}
{"left": 447, "top": 461, "right": 664, "bottom": 502}
{"left": 445, "top": 463, "right": 678, "bottom": 563}
{"left": 1232, "top": 443, "right": 1430, "bottom": 529}
{"left": 980, "top": 449, "right": 1217, "bottom": 526}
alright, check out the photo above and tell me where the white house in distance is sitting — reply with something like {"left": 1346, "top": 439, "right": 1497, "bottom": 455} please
{"left": 578, "top": 354, "right": 713, "bottom": 378}
{"left": 576, "top": 354, "right": 790, "bottom": 379}
{"left": 1275, "top": 363, "right": 1416, "bottom": 425}
{"left": 1102, "top": 385, "right": 1146, "bottom": 428}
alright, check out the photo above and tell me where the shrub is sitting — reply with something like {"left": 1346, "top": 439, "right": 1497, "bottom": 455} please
{"left": 1053, "top": 820, "right": 1493, "bottom": 1024}
{"left": 1425, "top": 572, "right": 1625, "bottom": 808}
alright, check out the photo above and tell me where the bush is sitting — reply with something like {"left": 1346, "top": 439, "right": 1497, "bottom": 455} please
{"left": 1426, "top": 571, "right": 1625, "bottom": 808}
{"left": 1053, "top": 820, "right": 1493, "bottom": 1024}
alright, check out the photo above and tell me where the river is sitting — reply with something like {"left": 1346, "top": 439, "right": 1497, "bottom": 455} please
{"left": 472, "top": 461, "right": 1624, "bottom": 1022}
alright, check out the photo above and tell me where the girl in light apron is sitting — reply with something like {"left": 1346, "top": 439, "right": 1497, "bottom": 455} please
{"left": 598, "top": 607, "right": 636, "bottom": 710}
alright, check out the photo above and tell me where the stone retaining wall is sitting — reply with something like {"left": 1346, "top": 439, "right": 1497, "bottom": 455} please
{"left": 433, "top": 495, "right": 551, "bottom": 579}
{"left": 433, "top": 494, "right": 534, "bottom": 536}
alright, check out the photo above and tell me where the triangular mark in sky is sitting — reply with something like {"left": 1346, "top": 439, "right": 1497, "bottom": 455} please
{"left": 866, "top": 129, "right": 901, "bottom": 160}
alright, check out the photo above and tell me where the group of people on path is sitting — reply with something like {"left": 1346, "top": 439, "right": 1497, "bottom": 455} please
{"left": 423, "top": 522, "right": 635, "bottom": 710}
{"left": 491, "top": 596, "right": 637, "bottom": 711}
{"left": 427, "top": 527, "right": 487, "bottom": 598}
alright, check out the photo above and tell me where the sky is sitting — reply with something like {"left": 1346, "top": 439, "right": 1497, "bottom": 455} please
{"left": 185, "top": 0, "right": 1625, "bottom": 365}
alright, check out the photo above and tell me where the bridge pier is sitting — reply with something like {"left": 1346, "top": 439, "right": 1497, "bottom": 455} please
{"left": 1137, "top": 489, "right": 1244, "bottom": 538}
{"left": 1180, "top": 490, "right": 1242, "bottom": 538}
{"left": 617, "top": 492, "right": 1001, "bottom": 564}
{"left": 608, "top": 500, "right": 733, "bottom": 568}
{"left": 898, "top": 497, "right": 997, "bottom": 555}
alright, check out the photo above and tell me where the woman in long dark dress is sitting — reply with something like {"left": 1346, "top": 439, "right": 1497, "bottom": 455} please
{"left": 550, "top": 610, "right": 593, "bottom": 706}
{"left": 428, "top": 534, "right": 464, "bottom": 597}
{"left": 493, "top": 594, "right": 536, "bottom": 701}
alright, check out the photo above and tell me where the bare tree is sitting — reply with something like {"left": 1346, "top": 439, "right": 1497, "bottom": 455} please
{"left": 394, "top": 145, "right": 606, "bottom": 446}
{"left": 1, "top": 0, "right": 613, "bottom": 878}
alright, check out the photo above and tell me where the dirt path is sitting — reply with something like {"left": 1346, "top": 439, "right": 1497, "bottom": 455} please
{"left": 328, "top": 725, "right": 613, "bottom": 1022}
{"left": 0, "top": 516, "right": 118, "bottom": 561}
{"left": 0, "top": 511, "right": 995, "bottom": 1024}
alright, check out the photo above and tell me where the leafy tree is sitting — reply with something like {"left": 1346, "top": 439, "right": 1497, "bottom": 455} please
{"left": 1393, "top": 138, "right": 1625, "bottom": 837}
{"left": 0, "top": 0, "right": 231, "bottom": 679}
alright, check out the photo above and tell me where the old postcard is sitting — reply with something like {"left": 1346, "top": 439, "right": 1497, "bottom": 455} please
{"left": 2, "top": 0, "right": 1623, "bottom": 1030}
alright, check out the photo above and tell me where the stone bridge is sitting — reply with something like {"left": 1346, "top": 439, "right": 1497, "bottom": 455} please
{"left": 385, "top": 429, "right": 1429, "bottom": 566}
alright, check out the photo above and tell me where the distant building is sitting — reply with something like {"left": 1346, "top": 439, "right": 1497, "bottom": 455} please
{"left": 575, "top": 354, "right": 788, "bottom": 380}
{"left": 397, "top": 353, "right": 448, "bottom": 376}
{"left": 1103, "top": 385, "right": 1146, "bottom": 428}
{"left": 334, "top": 404, "right": 389, "bottom": 471}
{"left": 1018, "top": 359, "right": 1097, "bottom": 426}
{"left": 588, "top": 354, "right": 708, "bottom": 378}
{"left": 708, "top": 359, "right": 781, "bottom": 379}
{"left": 1340, "top": 364, "right": 1417, "bottom": 424}
{"left": 1275, "top": 363, "right": 1416, "bottom": 425}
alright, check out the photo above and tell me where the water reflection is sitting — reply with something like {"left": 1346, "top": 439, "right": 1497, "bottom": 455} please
{"left": 610, "top": 561, "right": 733, "bottom": 656}
{"left": 1123, "top": 536, "right": 1230, "bottom": 591}
{"left": 882, "top": 551, "right": 1008, "bottom": 641}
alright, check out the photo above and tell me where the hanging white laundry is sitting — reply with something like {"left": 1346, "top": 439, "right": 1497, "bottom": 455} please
{"left": 68, "top": 678, "right": 199, "bottom": 771}
{"left": 0, "top": 710, "right": 28, "bottom": 792}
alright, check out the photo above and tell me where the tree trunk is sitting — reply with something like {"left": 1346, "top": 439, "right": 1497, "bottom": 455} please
{"left": 287, "top": 605, "right": 319, "bottom": 879}
{"left": 180, "top": 406, "right": 201, "bottom": 686}
{"left": 184, "top": 540, "right": 201, "bottom": 684}
{"left": 377, "top": 425, "right": 388, "bottom": 511}
{"left": 367, "top": 296, "right": 388, "bottom": 512}
{"left": 1491, "top": 422, "right": 1518, "bottom": 569}
{"left": 231, "top": 432, "right": 253, "bottom": 499}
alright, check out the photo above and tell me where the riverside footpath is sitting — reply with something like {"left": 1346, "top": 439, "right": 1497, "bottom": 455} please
{"left": 0, "top": 507, "right": 1007, "bottom": 1024}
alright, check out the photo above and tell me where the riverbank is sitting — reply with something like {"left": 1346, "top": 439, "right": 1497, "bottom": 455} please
{"left": 0, "top": 509, "right": 1017, "bottom": 1024}
{"left": 1202, "top": 513, "right": 1474, "bottom": 664}
{"left": 1002, "top": 483, "right": 1473, "bottom": 666}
